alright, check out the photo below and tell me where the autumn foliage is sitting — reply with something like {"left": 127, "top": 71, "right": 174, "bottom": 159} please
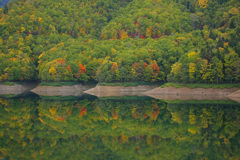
{"left": 79, "top": 107, "right": 87, "bottom": 116}
{"left": 79, "top": 64, "right": 86, "bottom": 74}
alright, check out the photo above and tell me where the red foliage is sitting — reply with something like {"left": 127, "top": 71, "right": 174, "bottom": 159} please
{"left": 79, "top": 107, "right": 87, "bottom": 116}
{"left": 140, "top": 36, "right": 145, "bottom": 39}
{"left": 30, "top": 57, "right": 34, "bottom": 61}
{"left": 79, "top": 64, "right": 86, "bottom": 73}
{"left": 134, "top": 22, "right": 139, "bottom": 25}
{"left": 143, "top": 63, "right": 148, "bottom": 68}
{"left": 58, "top": 117, "right": 64, "bottom": 121}
{"left": 58, "top": 58, "right": 66, "bottom": 65}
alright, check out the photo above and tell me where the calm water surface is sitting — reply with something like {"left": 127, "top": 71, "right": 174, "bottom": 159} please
{"left": 0, "top": 94, "right": 240, "bottom": 160}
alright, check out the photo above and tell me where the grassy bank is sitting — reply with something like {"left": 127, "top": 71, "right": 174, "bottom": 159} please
{"left": 161, "top": 83, "right": 240, "bottom": 89}
{"left": 0, "top": 82, "right": 23, "bottom": 86}
{"left": 39, "top": 81, "right": 97, "bottom": 86}
{"left": 98, "top": 82, "right": 161, "bottom": 87}
{"left": 39, "top": 81, "right": 80, "bottom": 86}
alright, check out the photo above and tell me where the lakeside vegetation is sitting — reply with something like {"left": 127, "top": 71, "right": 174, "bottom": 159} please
{"left": 161, "top": 82, "right": 240, "bottom": 89}
{"left": 0, "top": 81, "right": 15, "bottom": 85}
{"left": 0, "top": 81, "right": 23, "bottom": 85}
{"left": 39, "top": 81, "right": 80, "bottom": 86}
{"left": 0, "top": 0, "right": 239, "bottom": 85}
{"left": 98, "top": 81, "right": 160, "bottom": 87}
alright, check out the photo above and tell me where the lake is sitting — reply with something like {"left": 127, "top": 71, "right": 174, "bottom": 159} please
{"left": 0, "top": 93, "right": 240, "bottom": 160}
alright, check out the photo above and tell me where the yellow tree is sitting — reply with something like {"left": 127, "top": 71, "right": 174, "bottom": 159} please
{"left": 146, "top": 26, "right": 152, "bottom": 38}
{"left": 49, "top": 66, "right": 56, "bottom": 78}
{"left": 189, "top": 63, "right": 196, "bottom": 82}
{"left": 198, "top": 0, "right": 208, "bottom": 9}
{"left": 120, "top": 30, "right": 128, "bottom": 41}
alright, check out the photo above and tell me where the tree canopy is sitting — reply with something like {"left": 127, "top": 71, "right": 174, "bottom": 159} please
{"left": 0, "top": 0, "right": 239, "bottom": 83}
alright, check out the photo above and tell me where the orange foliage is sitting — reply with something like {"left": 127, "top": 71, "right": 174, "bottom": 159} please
{"left": 68, "top": 109, "right": 72, "bottom": 116}
{"left": 111, "top": 110, "right": 118, "bottom": 119}
{"left": 79, "top": 107, "right": 87, "bottom": 116}
{"left": 144, "top": 113, "right": 148, "bottom": 119}
{"left": 111, "top": 62, "right": 118, "bottom": 73}
{"left": 151, "top": 60, "right": 160, "bottom": 73}
{"left": 79, "top": 64, "right": 86, "bottom": 73}
{"left": 120, "top": 135, "right": 128, "bottom": 144}
{"left": 67, "top": 65, "right": 72, "bottom": 72}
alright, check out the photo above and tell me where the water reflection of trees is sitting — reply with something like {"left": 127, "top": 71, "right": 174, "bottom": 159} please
{"left": 0, "top": 97, "right": 240, "bottom": 159}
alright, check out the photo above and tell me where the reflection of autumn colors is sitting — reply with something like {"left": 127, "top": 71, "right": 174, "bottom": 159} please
{"left": 0, "top": 97, "right": 240, "bottom": 160}
{"left": 79, "top": 107, "right": 87, "bottom": 116}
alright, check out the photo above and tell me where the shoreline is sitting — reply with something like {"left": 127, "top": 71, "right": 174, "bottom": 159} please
{"left": 84, "top": 85, "right": 157, "bottom": 97}
{"left": 1, "top": 82, "right": 239, "bottom": 99}
{"left": 0, "top": 82, "right": 38, "bottom": 95}
{"left": 31, "top": 84, "right": 92, "bottom": 96}
{"left": 144, "top": 86, "right": 240, "bottom": 100}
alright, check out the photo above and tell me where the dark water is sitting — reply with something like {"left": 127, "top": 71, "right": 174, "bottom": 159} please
{"left": 0, "top": 94, "right": 240, "bottom": 160}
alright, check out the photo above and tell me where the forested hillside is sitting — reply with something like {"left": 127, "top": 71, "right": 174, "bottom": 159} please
{"left": 0, "top": 0, "right": 239, "bottom": 83}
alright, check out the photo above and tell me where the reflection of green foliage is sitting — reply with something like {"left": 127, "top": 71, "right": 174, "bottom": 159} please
{"left": 99, "top": 96, "right": 152, "bottom": 100}
{"left": 40, "top": 96, "right": 80, "bottom": 101}
{"left": 163, "top": 100, "right": 240, "bottom": 104}
{"left": 0, "top": 97, "right": 240, "bottom": 159}
{"left": 0, "top": 94, "right": 16, "bottom": 98}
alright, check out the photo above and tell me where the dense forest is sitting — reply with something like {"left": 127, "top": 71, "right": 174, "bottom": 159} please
{"left": 0, "top": 96, "right": 240, "bottom": 159}
{"left": 0, "top": 0, "right": 239, "bottom": 83}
